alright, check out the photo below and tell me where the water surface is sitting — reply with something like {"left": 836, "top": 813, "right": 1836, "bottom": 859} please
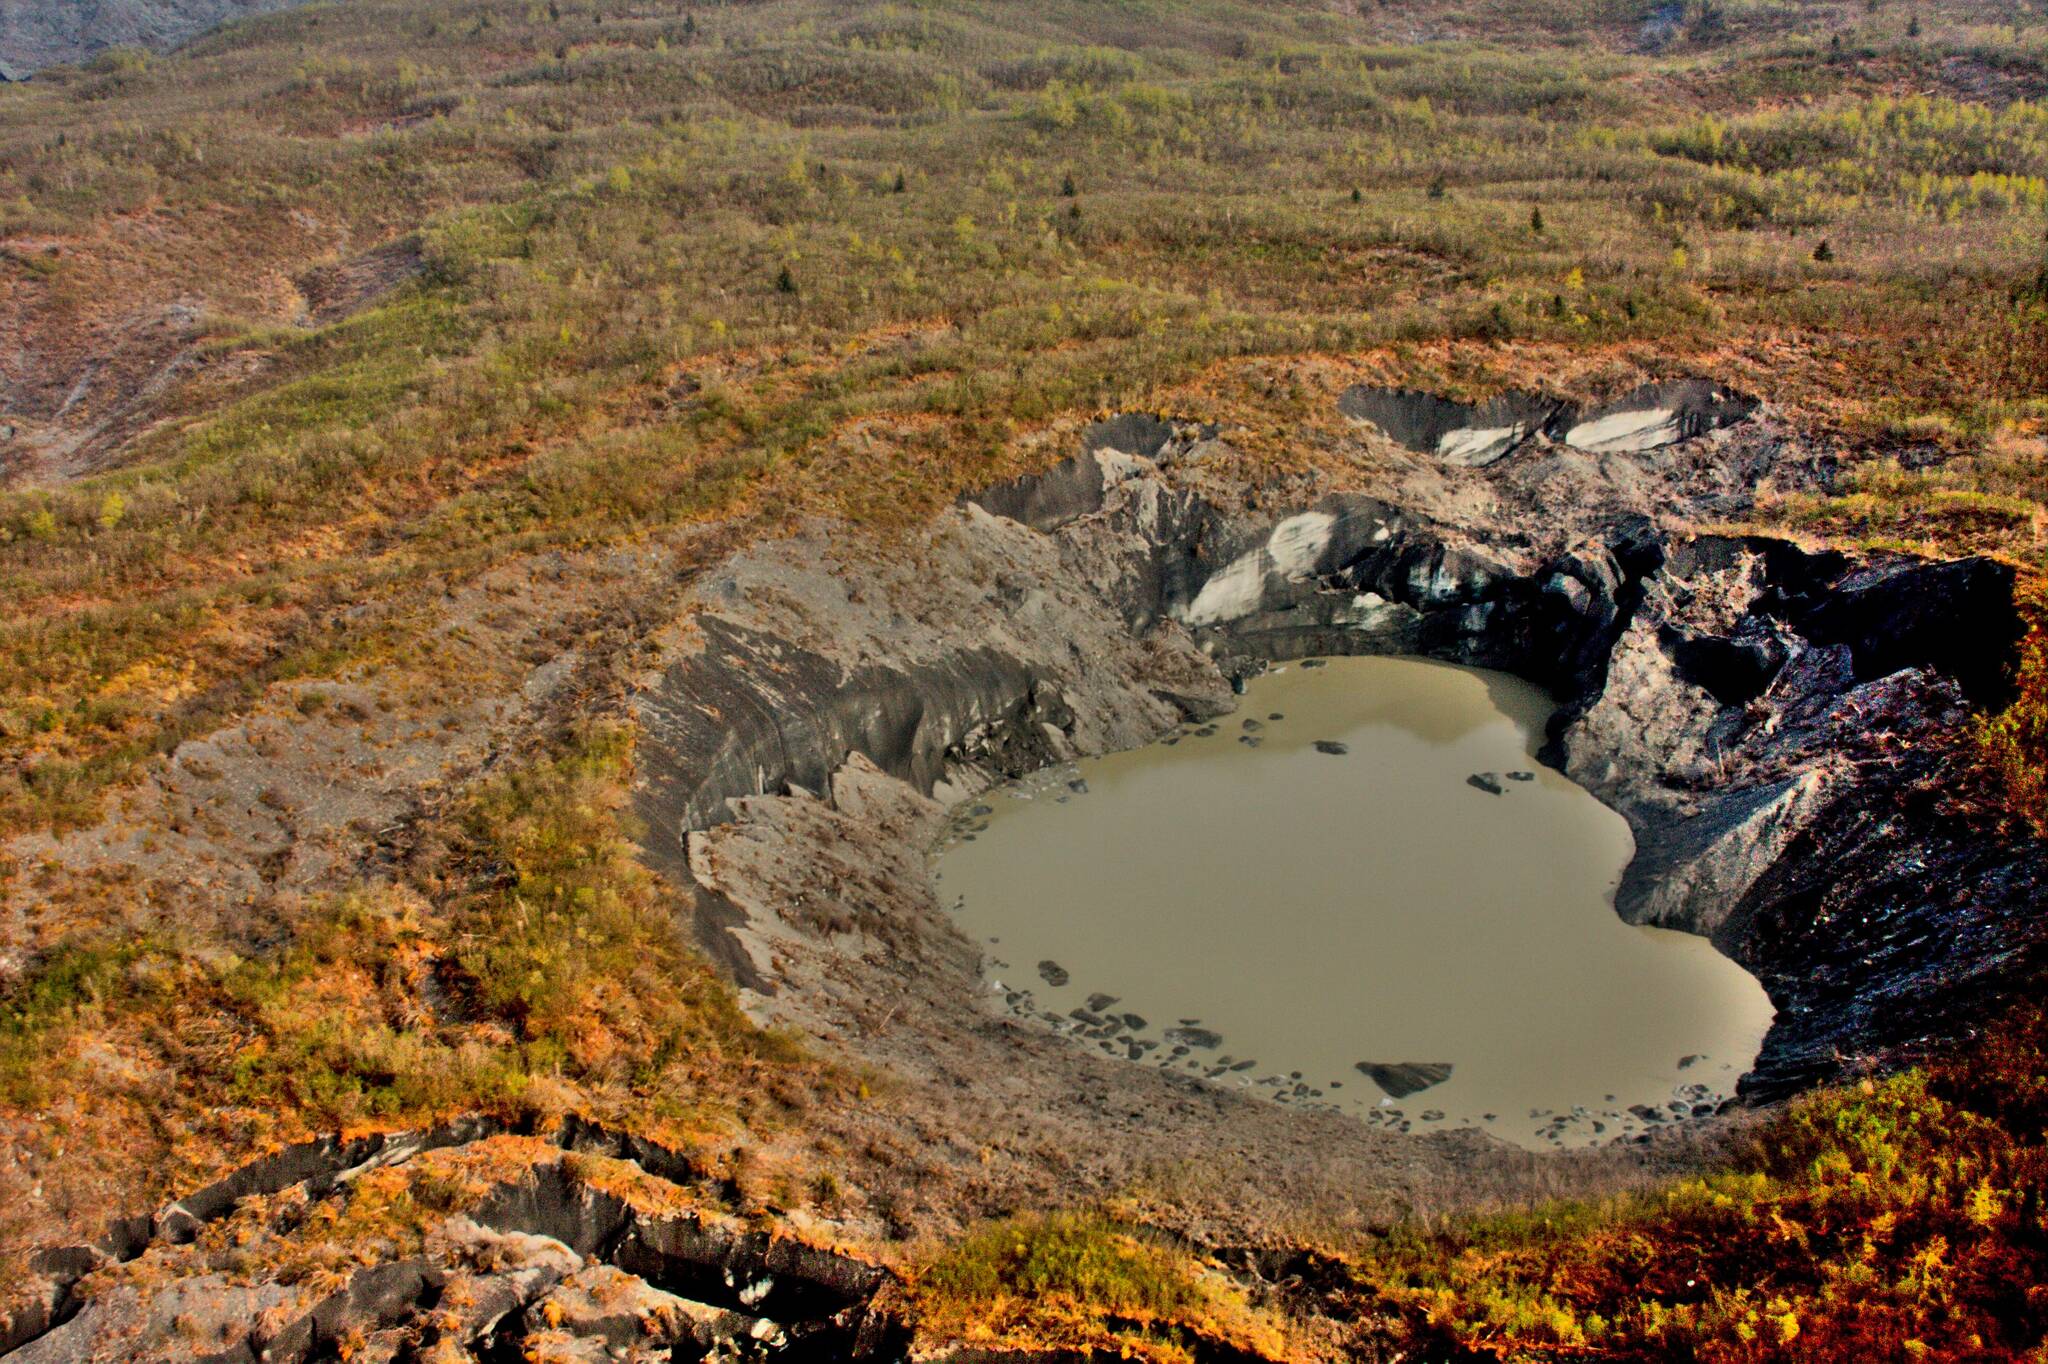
{"left": 934, "top": 656, "right": 1775, "bottom": 1148}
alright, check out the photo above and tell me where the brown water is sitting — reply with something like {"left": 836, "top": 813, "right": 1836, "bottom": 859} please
{"left": 933, "top": 656, "right": 1775, "bottom": 1148}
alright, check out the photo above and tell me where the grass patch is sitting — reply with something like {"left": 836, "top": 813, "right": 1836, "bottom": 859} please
{"left": 915, "top": 1211, "right": 1288, "bottom": 1362}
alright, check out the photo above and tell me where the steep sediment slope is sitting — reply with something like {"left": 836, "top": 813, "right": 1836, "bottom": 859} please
{"left": 0, "top": 0, "right": 303, "bottom": 74}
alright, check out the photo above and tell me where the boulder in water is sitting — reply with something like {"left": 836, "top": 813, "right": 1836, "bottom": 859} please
{"left": 1355, "top": 1060, "right": 1454, "bottom": 1098}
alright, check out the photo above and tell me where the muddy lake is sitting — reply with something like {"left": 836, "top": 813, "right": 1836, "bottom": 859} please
{"left": 934, "top": 655, "right": 1777, "bottom": 1148}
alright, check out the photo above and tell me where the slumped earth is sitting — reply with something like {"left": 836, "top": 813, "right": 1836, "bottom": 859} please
{"left": 937, "top": 656, "right": 1776, "bottom": 1148}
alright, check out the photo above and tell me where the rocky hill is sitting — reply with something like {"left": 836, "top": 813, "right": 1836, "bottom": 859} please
{"left": 0, "top": 0, "right": 303, "bottom": 74}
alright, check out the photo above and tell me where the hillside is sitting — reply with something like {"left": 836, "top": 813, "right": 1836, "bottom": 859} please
{"left": 1, "top": 0, "right": 2046, "bottom": 1358}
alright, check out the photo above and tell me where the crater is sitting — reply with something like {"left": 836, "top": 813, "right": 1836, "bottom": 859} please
{"left": 935, "top": 655, "right": 1774, "bottom": 1148}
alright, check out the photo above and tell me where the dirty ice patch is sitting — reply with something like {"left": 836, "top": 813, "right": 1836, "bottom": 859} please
{"left": 1179, "top": 512, "right": 1336, "bottom": 627}
{"left": 1336, "top": 590, "right": 1418, "bottom": 632}
{"left": 1435, "top": 425, "right": 1527, "bottom": 467}
{"left": 1181, "top": 554, "right": 1268, "bottom": 628}
{"left": 1267, "top": 511, "right": 1336, "bottom": 575}
{"left": 1565, "top": 407, "right": 1681, "bottom": 454}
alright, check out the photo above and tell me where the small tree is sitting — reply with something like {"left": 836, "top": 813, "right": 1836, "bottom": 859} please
{"left": 1529, "top": 204, "right": 1545, "bottom": 234}
{"left": 1351, "top": 187, "right": 1362, "bottom": 204}
{"left": 893, "top": 170, "right": 907, "bottom": 194}
{"left": 776, "top": 265, "right": 797, "bottom": 294}
{"left": 1061, "top": 172, "right": 1077, "bottom": 197}
{"left": 1427, "top": 175, "right": 1447, "bottom": 200}
{"left": 1908, "top": 11, "right": 1921, "bottom": 36}
{"left": 1813, "top": 239, "right": 1834, "bottom": 262}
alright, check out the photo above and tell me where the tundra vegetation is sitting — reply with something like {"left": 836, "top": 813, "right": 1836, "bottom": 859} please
{"left": 1, "top": 0, "right": 2045, "bottom": 1356}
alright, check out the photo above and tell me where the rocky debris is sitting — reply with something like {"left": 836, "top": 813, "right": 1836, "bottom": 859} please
{"left": 1355, "top": 1062, "right": 1455, "bottom": 1098}
{"left": 1036, "top": 960, "right": 1070, "bottom": 987}
{"left": 1466, "top": 772, "right": 1506, "bottom": 795}
{"left": 1165, "top": 1026, "right": 1224, "bottom": 1049}
{"left": 1312, "top": 740, "right": 1349, "bottom": 755}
